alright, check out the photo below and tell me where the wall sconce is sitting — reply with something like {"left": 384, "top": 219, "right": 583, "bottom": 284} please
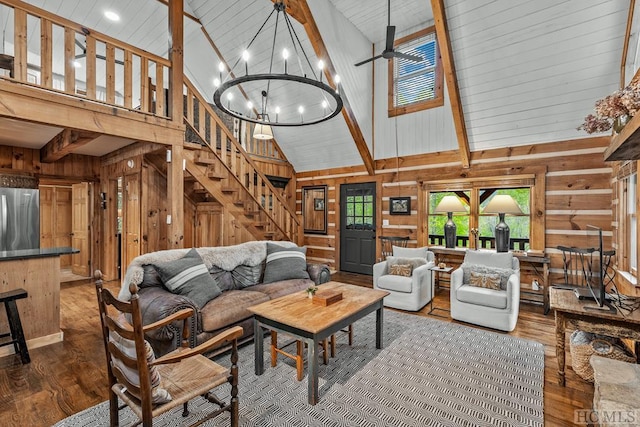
{"left": 166, "top": 149, "right": 172, "bottom": 163}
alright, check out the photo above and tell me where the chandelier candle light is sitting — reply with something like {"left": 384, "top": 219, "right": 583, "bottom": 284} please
{"left": 212, "top": 1, "right": 343, "bottom": 140}
{"left": 483, "top": 195, "right": 523, "bottom": 253}
{"left": 434, "top": 195, "right": 467, "bottom": 249}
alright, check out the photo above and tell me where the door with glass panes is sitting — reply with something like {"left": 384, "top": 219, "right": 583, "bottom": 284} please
{"left": 340, "top": 182, "right": 376, "bottom": 274}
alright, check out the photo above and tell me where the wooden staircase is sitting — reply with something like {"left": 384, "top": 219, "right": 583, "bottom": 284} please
{"left": 181, "top": 78, "right": 299, "bottom": 242}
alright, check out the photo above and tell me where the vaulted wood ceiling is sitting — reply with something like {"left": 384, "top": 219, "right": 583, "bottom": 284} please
{"left": 1, "top": 0, "right": 633, "bottom": 172}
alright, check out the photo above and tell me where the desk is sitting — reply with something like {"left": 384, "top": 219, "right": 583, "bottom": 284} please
{"left": 428, "top": 247, "right": 551, "bottom": 312}
{"left": 428, "top": 266, "right": 452, "bottom": 317}
{"left": 550, "top": 287, "right": 640, "bottom": 386}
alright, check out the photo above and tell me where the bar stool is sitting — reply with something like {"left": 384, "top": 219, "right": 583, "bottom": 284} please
{"left": 0, "top": 288, "right": 30, "bottom": 364}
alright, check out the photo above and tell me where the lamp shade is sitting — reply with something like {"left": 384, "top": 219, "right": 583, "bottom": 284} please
{"left": 483, "top": 195, "right": 523, "bottom": 215}
{"left": 253, "top": 122, "right": 273, "bottom": 140}
{"left": 434, "top": 196, "right": 467, "bottom": 213}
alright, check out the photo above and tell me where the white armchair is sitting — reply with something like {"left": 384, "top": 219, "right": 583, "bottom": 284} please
{"left": 450, "top": 250, "right": 520, "bottom": 332}
{"left": 373, "top": 246, "right": 435, "bottom": 311}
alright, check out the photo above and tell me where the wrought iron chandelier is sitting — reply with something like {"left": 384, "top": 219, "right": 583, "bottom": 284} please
{"left": 212, "top": 1, "right": 343, "bottom": 136}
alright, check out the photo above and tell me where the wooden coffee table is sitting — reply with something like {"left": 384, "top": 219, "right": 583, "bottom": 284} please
{"left": 247, "top": 281, "right": 389, "bottom": 404}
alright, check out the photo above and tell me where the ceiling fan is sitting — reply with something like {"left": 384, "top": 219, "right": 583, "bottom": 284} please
{"left": 354, "top": 0, "right": 423, "bottom": 67}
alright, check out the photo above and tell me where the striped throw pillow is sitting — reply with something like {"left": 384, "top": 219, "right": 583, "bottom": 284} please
{"left": 154, "top": 248, "right": 222, "bottom": 308}
{"left": 263, "top": 243, "right": 310, "bottom": 284}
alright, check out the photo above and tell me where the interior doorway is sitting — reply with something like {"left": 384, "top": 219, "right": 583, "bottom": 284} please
{"left": 339, "top": 182, "right": 376, "bottom": 274}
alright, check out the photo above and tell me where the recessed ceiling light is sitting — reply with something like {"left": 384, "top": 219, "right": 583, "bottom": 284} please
{"left": 104, "top": 10, "right": 120, "bottom": 22}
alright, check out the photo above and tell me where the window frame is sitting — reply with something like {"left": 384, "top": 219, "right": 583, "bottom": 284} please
{"left": 388, "top": 25, "right": 444, "bottom": 117}
{"left": 618, "top": 164, "right": 638, "bottom": 279}
{"left": 423, "top": 172, "right": 544, "bottom": 252}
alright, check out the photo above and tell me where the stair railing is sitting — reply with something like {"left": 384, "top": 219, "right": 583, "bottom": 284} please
{"left": 183, "top": 78, "right": 299, "bottom": 242}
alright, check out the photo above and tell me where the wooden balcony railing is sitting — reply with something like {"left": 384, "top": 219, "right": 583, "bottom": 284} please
{"left": 428, "top": 234, "right": 530, "bottom": 251}
{"left": 0, "top": 0, "right": 171, "bottom": 118}
{"left": 183, "top": 78, "right": 299, "bottom": 241}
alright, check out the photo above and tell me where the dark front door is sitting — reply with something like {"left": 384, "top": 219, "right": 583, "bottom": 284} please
{"left": 340, "top": 182, "right": 376, "bottom": 274}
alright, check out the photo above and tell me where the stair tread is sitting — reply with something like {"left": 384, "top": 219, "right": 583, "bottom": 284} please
{"left": 184, "top": 141, "right": 205, "bottom": 150}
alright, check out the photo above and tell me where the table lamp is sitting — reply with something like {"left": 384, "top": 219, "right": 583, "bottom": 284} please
{"left": 483, "top": 195, "right": 523, "bottom": 252}
{"left": 434, "top": 196, "right": 467, "bottom": 248}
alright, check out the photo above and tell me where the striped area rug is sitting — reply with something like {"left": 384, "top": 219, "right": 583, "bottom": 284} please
{"left": 54, "top": 310, "right": 544, "bottom": 427}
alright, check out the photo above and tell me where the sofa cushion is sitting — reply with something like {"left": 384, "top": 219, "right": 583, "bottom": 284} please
{"left": 389, "top": 264, "right": 412, "bottom": 277}
{"left": 469, "top": 271, "right": 501, "bottom": 290}
{"left": 232, "top": 264, "right": 264, "bottom": 288}
{"left": 377, "top": 274, "right": 413, "bottom": 293}
{"left": 200, "top": 290, "right": 270, "bottom": 332}
{"left": 248, "top": 278, "right": 311, "bottom": 300}
{"left": 462, "top": 263, "right": 514, "bottom": 290}
{"left": 263, "top": 243, "right": 310, "bottom": 284}
{"left": 456, "top": 284, "right": 508, "bottom": 309}
{"left": 154, "top": 248, "right": 222, "bottom": 309}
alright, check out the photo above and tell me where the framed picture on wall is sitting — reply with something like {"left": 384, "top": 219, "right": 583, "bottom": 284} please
{"left": 389, "top": 197, "right": 411, "bottom": 215}
{"left": 303, "top": 185, "right": 327, "bottom": 234}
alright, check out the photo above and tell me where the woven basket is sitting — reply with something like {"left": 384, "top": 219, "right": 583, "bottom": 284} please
{"left": 569, "top": 330, "right": 635, "bottom": 382}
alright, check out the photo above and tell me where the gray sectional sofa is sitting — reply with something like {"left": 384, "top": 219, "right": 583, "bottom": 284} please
{"left": 119, "top": 241, "right": 330, "bottom": 356}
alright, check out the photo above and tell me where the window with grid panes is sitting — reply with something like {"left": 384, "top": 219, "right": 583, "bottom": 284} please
{"left": 345, "top": 192, "right": 374, "bottom": 230}
{"left": 389, "top": 26, "right": 443, "bottom": 117}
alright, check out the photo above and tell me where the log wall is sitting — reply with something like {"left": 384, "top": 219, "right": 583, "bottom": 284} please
{"left": 296, "top": 136, "right": 613, "bottom": 292}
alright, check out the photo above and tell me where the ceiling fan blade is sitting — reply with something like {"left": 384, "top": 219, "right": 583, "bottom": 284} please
{"left": 355, "top": 54, "right": 383, "bottom": 67}
{"left": 393, "top": 51, "right": 423, "bottom": 63}
{"left": 385, "top": 25, "right": 396, "bottom": 52}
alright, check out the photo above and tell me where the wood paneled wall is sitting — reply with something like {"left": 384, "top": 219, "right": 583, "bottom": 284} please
{"left": 297, "top": 137, "right": 613, "bottom": 288}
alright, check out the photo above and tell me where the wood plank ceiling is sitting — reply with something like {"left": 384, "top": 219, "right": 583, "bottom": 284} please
{"left": 0, "top": 0, "right": 632, "bottom": 171}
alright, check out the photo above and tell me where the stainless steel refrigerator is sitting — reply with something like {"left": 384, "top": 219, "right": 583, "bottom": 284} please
{"left": 0, "top": 188, "right": 39, "bottom": 251}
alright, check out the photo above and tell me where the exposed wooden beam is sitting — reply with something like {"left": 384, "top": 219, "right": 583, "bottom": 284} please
{"left": 621, "top": 0, "right": 636, "bottom": 87}
{"left": 278, "top": 0, "right": 375, "bottom": 176}
{"left": 40, "top": 129, "right": 100, "bottom": 163}
{"left": 431, "top": 0, "right": 471, "bottom": 169}
{"left": 168, "top": 0, "right": 184, "bottom": 248}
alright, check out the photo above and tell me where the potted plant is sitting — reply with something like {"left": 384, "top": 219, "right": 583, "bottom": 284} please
{"left": 306, "top": 286, "right": 318, "bottom": 298}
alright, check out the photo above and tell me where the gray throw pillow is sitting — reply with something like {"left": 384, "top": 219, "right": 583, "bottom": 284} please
{"left": 263, "top": 243, "right": 310, "bottom": 284}
{"left": 232, "top": 264, "right": 263, "bottom": 288}
{"left": 154, "top": 248, "right": 222, "bottom": 308}
{"left": 461, "top": 262, "right": 514, "bottom": 290}
{"left": 208, "top": 266, "right": 235, "bottom": 292}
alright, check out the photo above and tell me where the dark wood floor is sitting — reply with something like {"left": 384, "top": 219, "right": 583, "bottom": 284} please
{"left": 0, "top": 272, "right": 592, "bottom": 426}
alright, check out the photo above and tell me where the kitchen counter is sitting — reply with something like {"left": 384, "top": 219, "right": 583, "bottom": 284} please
{"left": 0, "top": 246, "right": 78, "bottom": 261}
{"left": 0, "top": 247, "right": 80, "bottom": 358}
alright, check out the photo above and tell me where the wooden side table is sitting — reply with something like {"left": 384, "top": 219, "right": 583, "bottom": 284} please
{"left": 428, "top": 266, "right": 453, "bottom": 317}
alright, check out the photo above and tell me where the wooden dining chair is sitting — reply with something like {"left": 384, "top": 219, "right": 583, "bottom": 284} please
{"left": 94, "top": 270, "right": 243, "bottom": 427}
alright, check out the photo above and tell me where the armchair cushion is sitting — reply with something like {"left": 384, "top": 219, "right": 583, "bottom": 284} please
{"left": 377, "top": 274, "right": 413, "bottom": 293}
{"left": 389, "top": 264, "right": 412, "bottom": 277}
{"left": 456, "top": 285, "right": 508, "bottom": 309}
{"left": 461, "top": 263, "right": 514, "bottom": 290}
{"left": 263, "top": 243, "right": 310, "bottom": 284}
{"left": 392, "top": 246, "right": 430, "bottom": 259}
{"left": 469, "top": 271, "right": 501, "bottom": 290}
{"left": 154, "top": 248, "right": 222, "bottom": 309}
